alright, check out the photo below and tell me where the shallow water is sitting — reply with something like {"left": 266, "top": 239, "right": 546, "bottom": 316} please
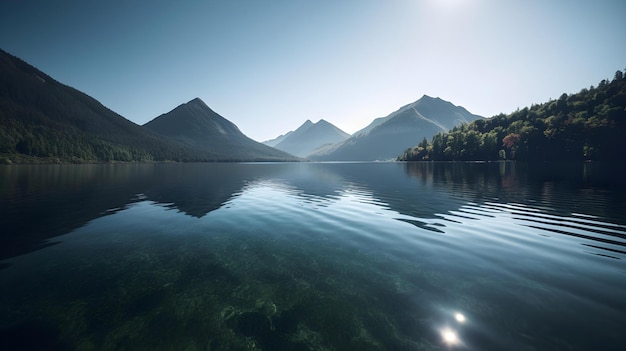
{"left": 1, "top": 162, "right": 625, "bottom": 350}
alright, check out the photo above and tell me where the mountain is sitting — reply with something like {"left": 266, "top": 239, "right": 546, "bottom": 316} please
{"left": 399, "top": 72, "right": 626, "bottom": 162}
{"left": 0, "top": 49, "right": 223, "bottom": 163}
{"left": 0, "top": 48, "right": 296, "bottom": 163}
{"left": 263, "top": 131, "right": 293, "bottom": 147}
{"left": 308, "top": 95, "right": 483, "bottom": 161}
{"left": 264, "top": 119, "right": 350, "bottom": 158}
{"left": 144, "top": 98, "right": 298, "bottom": 161}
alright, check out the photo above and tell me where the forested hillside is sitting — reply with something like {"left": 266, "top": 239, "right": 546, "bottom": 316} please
{"left": 398, "top": 71, "right": 626, "bottom": 162}
{"left": 0, "top": 49, "right": 222, "bottom": 163}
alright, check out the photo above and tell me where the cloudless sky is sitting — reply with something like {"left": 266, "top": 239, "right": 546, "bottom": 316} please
{"left": 1, "top": 0, "right": 625, "bottom": 141}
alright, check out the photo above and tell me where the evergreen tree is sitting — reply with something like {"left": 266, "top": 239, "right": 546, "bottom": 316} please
{"left": 398, "top": 72, "right": 626, "bottom": 162}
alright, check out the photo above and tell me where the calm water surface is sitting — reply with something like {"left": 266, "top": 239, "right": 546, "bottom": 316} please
{"left": 1, "top": 162, "right": 625, "bottom": 350}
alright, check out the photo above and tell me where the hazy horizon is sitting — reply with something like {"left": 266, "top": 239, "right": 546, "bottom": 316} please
{"left": 1, "top": 0, "right": 624, "bottom": 142}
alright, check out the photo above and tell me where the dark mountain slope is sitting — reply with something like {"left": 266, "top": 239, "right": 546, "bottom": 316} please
{"left": 309, "top": 95, "right": 482, "bottom": 161}
{"left": 144, "top": 98, "right": 299, "bottom": 161}
{"left": 266, "top": 119, "right": 350, "bottom": 157}
{"left": 0, "top": 49, "right": 217, "bottom": 163}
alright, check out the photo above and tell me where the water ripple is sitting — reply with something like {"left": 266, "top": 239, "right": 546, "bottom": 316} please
{"left": 452, "top": 201, "right": 626, "bottom": 260}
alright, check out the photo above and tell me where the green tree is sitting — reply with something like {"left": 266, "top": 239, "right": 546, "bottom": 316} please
{"left": 397, "top": 73, "right": 625, "bottom": 162}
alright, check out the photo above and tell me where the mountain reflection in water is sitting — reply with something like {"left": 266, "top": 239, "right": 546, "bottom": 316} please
{"left": 1, "top": 162, "right": 625, "bottom": 350}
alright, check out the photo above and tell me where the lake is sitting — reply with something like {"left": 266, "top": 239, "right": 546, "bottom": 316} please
{"left": 1, "top": 162, "right": 625, "bottom": 350}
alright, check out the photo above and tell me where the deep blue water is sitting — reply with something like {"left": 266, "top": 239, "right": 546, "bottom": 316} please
{"left": 1, "top": 162, "right": 625, "bottom": 350}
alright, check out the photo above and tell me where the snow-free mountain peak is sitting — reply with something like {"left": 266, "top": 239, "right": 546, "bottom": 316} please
{"left": 144, "top": 98, "right": 298, "bottom": 161}
{"left": 264, "top": 119, "right": 350, "bottom": 158}
{"left": 144, "top": 98, "right": 243, "bottom": 140}
{"left": 308, "top": 95, "right": 483, "bottom": 161}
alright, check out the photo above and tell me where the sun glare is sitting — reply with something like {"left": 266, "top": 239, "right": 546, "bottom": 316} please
{"left": 442, "top": 328, "right": 458, "bottom": 345}
{"left": 455, "top": 312, "right": 466, "bottom": 323}
{"left": 438, "top": 0, "right": 468, "bottom": 5}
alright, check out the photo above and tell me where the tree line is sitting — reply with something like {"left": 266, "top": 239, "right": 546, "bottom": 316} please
{"left": 0, "top": 102, "right": 220, "bottom": 164}
{"left": 0, "top": 48, "right": 220, "bottom": 164}
{"left": 398, "top": 70, "right": 626, "bottom": 162}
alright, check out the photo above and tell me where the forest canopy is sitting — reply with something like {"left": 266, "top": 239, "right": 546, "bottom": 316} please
{"left": 398, "top": 70, "right": 626, "bottom": 162}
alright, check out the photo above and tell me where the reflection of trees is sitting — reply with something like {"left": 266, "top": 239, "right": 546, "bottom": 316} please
{"left": 0, "top": 164, "right": 150, "bottom": 260}
{"left": 401, "top": 162, "right": 626, "bottom": 257}
{"left": 402, "top": 161, "right": 626, "bottom": 222}
{"left": 1, "top": 163, "right": 267, "bottom": 259}
{"left": 403, "top": 162, "right": 520, "bottom": 203}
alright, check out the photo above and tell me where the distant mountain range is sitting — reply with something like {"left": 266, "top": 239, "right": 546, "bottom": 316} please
{"left": 0, "top": 49, "right": 297, "bottom": 163}
{"left": 0, "top": 48, "right": 482, "bottom": 164}
{"left": 307, "top": 95, "right": 483, "bottom": 161}
{"left": 263, "top": 119, "right": 350, "bottom": 158}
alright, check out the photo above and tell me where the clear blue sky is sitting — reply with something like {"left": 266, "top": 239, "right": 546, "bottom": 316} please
{"left": 1, "top": 0, "right": 624, "bottom": 141}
